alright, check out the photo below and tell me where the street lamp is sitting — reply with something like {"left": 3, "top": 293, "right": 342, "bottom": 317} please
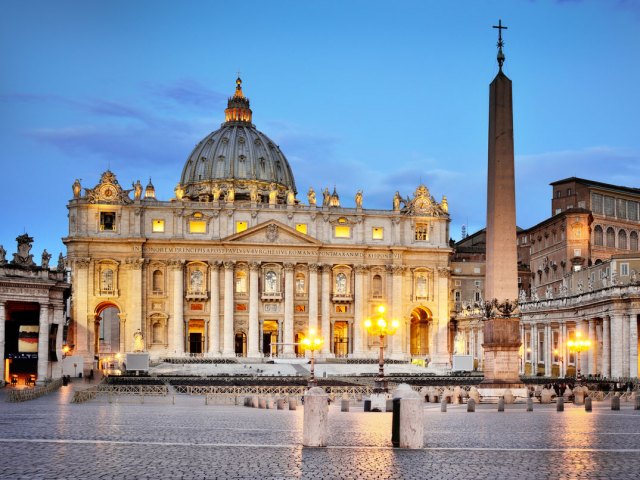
{"left": 364, "top": 305, "right": 399, "bottom": 393}
{"left": 567, "top": 331, "right": 590, "bottom": 383}
{"left": 300, "top": 329, "right": 324, "bottom": 388}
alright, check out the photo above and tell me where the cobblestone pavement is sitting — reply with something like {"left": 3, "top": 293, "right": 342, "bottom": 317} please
{"left": 1, "top": 385, "right": 640, "bottom": 479}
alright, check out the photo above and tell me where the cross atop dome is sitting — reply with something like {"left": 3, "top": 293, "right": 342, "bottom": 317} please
{"left": 493, "top": 19, "right": 508, "bottom": 72}
{"left": 225, "top": 76, "right": 252, "bottom": 123}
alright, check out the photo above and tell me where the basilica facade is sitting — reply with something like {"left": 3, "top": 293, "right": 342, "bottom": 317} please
{"left": 64, "top": 79, "right": 453, "bottom": 373}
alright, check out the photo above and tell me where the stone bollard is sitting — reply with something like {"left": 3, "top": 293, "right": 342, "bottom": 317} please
{"left": 585, "top": 397, "right": 592, "bottom": 412}
{"left": 266, "top": 396, "right": 274, "bottom": 409}
{"left": 259, "top": 397, "right": 266, "bottom": 409}
{"left": 468, "top": 387, "right": 480, "bottom": 404}
{"left": 420, "top": 387, "right": 428, "bottom": 402}
{"left": 557, "top": 397, "right": 564, "bottom": 412}
{"left": 364, "top": 399, "right": 372, "bottom": 412}
{"left": 467, "top": 398, "right": 476, "bottom": 413}
{"left": 611, "top": 394, "right": 621, "bottom": 411}
{"left": 341, "top": 398, "right": 350, "bottom": 412}
{"left": 251, "top": 396, "right": 259, "bottom": 408}
{"left": 497, "top": 397, "right": 505, "bottom": 412}
{"left": 399, "top": 389, "right": 424, "bottom": 449}
{"left": 302, "top": 387, "right": 329, "bottom": 447}
{"left": 386, "top": 399, "right": 394, "bottom": 412}
{"left": 440, "top": 397, "right": 447, "bottom": 413}
{"left": 540, "top": 389, "right": 552, "bottom": 404}
{"left": 277, "top": 398, "right": 286, "bottom": 410}
{"left": 289, "top": 398, "right": 297, "bottom": 411}
{"left": 453, "top": 386, "right": 462, "bottom": 404}
{"left": 503, "top": 389, "right": 514, "bottom": 405}
{"left": 391, "top": 384, "right": 414, "bottom": 447}
{"left": 526, "top": 397, "right": 533, "bottom": 412}
{"left": 635, "top": 394, "right": 640, "bottom": 411}
{"left": 574, "top": 387, "right": 585, "bottom": 405}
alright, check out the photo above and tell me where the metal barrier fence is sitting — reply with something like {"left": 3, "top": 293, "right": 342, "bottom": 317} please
{"left": 6, "top": 378, "right": 64, "bottom": 403}
{"left": 72, "top": 384, "right": 169, "bottom": 403}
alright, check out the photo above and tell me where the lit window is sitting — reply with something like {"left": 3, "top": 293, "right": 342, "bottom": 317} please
{"left": 152, "top": 219, "right": 165, "bottom": 233}
{"left": 236, "top": 221, "right": 248, "bottom": 233}
{"left": 236, "top": 271, "right": 247, "bottom": 293}
{"left": 372, "top": 227, "right": 384, "bottom": 240}
{"left": 189, "top": 220, "right": 206, "bottom": 233}
{"left": 264, "top": 271, "right": 278, "bottom": 293}
{"left": 101, "top": 269, "right": 114, "bottom": 293}
{"left": 295, "top": 273, "right": 305, "bottom": 294}
{"left": 415, "top": 223, "right": 428, "bottom": 241}
{"left": 100, "top": 212, "right": 116, "bottom": 231}
{"left": 295, "top": 224, "right": 307, "bottom": 234}
{"left": 372, "top": 274, "right": 382, "bottom": 298}
{"left": 335, "top": 225, "right": 351, "bottom": 238}
{"left": 335, "top": 273, "right": 347, "bottom": 293}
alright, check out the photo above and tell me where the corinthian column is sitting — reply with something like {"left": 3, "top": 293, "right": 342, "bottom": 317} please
{"left": 247, "top": 261, "right": 261, "bottom": 357}
{"left": 222, "top": 261, "right": 235, "bottom": 356}
{"left": 630, "top": 313, "right": 638, "bottom": 378}
{"left": 308, "top": 264, "right": 319, "bottom": 332}
{"left": 353, "top": 265, "right": 366, "bottom": 356}
{"left": 126, "top": 258, "right": 144, "bottom": 353}
{"left": 37, "top": 303, "right": 50, "bottom": 384}
{"left": 622, "top": 314, "right": 630, "bottom": 377}
{"left": 602, "top": 316, "right": 611, "bottom": 378}
{"left": 170, "top": 261, "right": 184, "bottom": 355}
{"left": 588, "top": 319, "right": 596, "bottom": 376}
{"left": 72, "top": 258, "right": 91, "bottom": 354}
{"left": 0, "top": 301, "right": 5, "bottom": 385}
{"left": 321, "top": 264, "right": 331, "bottom": 356}
{"left": 433, "top": 267, "right": 450, "bottom": 367}
{"left": 390, "top": 265, "right": 404, "bottom": 358}
{"left": 209, "top": 261, "right": 221, "bottom": 356}
{"left": 610, "top": 314, "right": 623, "bottom": 378}
{"left": 283, "top": 263, "right": 295, "bottom": 356}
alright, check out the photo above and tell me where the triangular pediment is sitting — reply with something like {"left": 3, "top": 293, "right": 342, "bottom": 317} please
{"left": 222, "top": 220, "right": 321, "bottom": 245}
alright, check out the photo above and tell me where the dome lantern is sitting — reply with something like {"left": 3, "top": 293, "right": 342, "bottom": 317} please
{"left": 224, "top": 76, "right": 253, "bottom": 124}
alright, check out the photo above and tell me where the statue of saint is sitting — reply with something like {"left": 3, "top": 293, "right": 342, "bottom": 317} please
{"left": 393, "top": 191, "right": 401, "bottom": 211}
{"left": 269, "top": 183, "right": 278, "bottom": 205}
{"left": 57, "top": 253, "right": 65, "bottom": 272}
{"left": 286, "top": 189, "right": 295, "bottom": 205}
{"left": 72, "top": 179, "right": 82, "bottom": 198}
{"left": 133, "top": 180, "right": 143, "bottom": 200}
{"left": 41, "top": 249, "right": 52, "bottom": 269}
{"left": 441, "top": 195, "right": 449, "bottom": 213}
{"left": 322, "top": 187, "right": 330, "bottom": 207}
{"left": 249, "top": 184, "right": 258, "bottom": 203}
{"left": 0, "top": 245, "right": 6, "bottom": 265}
{"left": 226, "top": 186, "right": 235, "bottom": 202}
{"left": 355, "top": 190, "right": 363, "bottom": 208}
{"left": 307, "top": 187, "right": 316, "bottom": 206}
{"left": 133, "top": 329, "right": 144, "bottom": 352}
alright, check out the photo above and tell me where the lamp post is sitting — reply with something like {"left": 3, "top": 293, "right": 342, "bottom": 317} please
{"left": 300, "top": 329, "right": 324, "bottom": 388}
{"left": 364, "top": 305, "right": 399, "bottom": 393}
{"left": 567, "top": 331, "right": 590, "bottom": 383}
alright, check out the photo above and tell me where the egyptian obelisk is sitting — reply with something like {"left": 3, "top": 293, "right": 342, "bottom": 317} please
{"left": 482, "top": 20, "right": 523, "bottom": 389}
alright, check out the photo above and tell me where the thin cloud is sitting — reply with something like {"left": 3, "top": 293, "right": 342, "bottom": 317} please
{"left": 144, "top": 78, "right": 227, "bottom": 109}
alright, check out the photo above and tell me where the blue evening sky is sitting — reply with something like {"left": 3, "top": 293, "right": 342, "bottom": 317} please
{"left": 1, "top": 0, "right": 639, "bottom": 261}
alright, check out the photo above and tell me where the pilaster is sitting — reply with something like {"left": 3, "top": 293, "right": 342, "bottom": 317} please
{"left": 222, "top": 261, "right": 235, "bottom": 356}
{"left": 283, "top": 262, "right": 295, "bottom": 356}
{"left": 247, "top": 261, "right": 260, "bottom": 357}
{"left": 209, "top": 261, "right": 221, "bottom": 356}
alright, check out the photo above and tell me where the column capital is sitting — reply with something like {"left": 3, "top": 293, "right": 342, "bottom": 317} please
{"left": 388, "top": 264, "right": 406, "bottom": 274}
{"left": 125, "top": 258, "right": 146, "bottom": 269}
{"left": 223, "top": 260, "right": 235, "bottom": 270}
{"left": 71, "top": 257, "right": 91, "bottom": 269}
{"left": 249, "top": 261, "right": 261, "bottom": 271}
{"left": 208, "top": 260, "right": 222, "bottom": 269}
{"left": 283, "top": 262, "right": 295, "bottom": 272}
{"left": 168, "top": 260, "right": 185, "bottom": 270}
{"left": 354, "top": 264, "right": 369, "bottom": 274}
{"left": 437, "top": 267, "right": 451, "bottom": 278}
{"left": 321, "top": 264, "right": 333, "bottom": 273}
{"left": 308, "top": 263, "right": 320, "bottom": 273}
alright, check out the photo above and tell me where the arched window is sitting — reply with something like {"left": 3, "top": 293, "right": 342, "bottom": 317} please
{"left": 606, "top": 227, "right": 615, "bottom": 248}
{"left": 295, "top": 273, "right": 305, "bottom": 294}
{"left": 631, "top": 231, "right": 639, "bottom": 251}
{"left": 152, "top": 270, "right": 163, "bottom": 294}
{"left": 264, "top": 271, "right": 278, "bottom": 293}
{"left": 335, "top": 273, "right": 347, "bottom": 294}
{"left": 372, "top": 274, "right": 382, "bottom": 298}
{"left": 618, "top": 230, "right": 628, "bottom": 250}
{"left": 594, "top": 225, "right": 603, "bottom": 246}
{"left": 236, "top": 271, "right": 247, "bottom": 293}
{"left": 102, "top": 269, "right": 114, "bottom": 293}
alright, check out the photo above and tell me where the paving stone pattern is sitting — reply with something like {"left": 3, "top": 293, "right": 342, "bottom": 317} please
{"left": 1, "top": 385, "right": 640, "bottom": 479}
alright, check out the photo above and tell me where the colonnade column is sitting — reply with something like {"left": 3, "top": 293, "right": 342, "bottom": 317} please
{"left": 559, "top": 322, "right": 566, "bottom": 378}
{"left": 283, "top": 263, "right": 294, "bottom": 356}
{"left": 610, "top": 314, "right": 623, "bottom": 378}
{"left": 53, "top": 304, "right": 65, "bottom": 378}
{"left": 391, "top": 265, "right": 404, "bottom": 358}
{"left": 72, "top": 258, "right": 90, "bottom": 355}
{"left": 630, "top": 313, "right": 638, "bottom": 378}
{"left": 320, "top": 265, "right": 331, "bottom": 356}
{"left": 602, "top": 316, "right": 611, "bottom": 378}
{"left": 580, "top": 320, "right": 590, "bottom": 375}
{"left": 247, "top": 261, "right": 260, "bottom": 358}
{"left": 170, "top": 260, "right": 184, "bottom": 355}
{"left": 519, "top": 325, "right": 525, "bottom": 375}
{"left": 352, "top": 265, "right": 365, "bottom": 356}
{"left": 477, "top": 328, "right": 484, "bottom": 370}
{"left": 222, "top": 261, "right": 235, "bottom": 356}
{"left": 0, "top": 301, "right": 5, "bottom": 385}
{"left": 37, "top": 303, "right": 50, "bottom": 383}
{"left": 434, "top": 267, "right": 450, "bottom": 365}
{"left": 622, "top": 314, "right": 630, "bottom": 377}
{"left": 308, "top": 264, "right": 319, "bottom": 333}
{"left": 208, "top": 261, "right": 220, "bottom": 356}
{"left": 530, "top": 324, "right": 537, "bottom": 374}
{"left": 588, "top": 319, "right": 596, "bottom": 376}
{"left": 544, "top": 324, "right": 551, "bottom": 377}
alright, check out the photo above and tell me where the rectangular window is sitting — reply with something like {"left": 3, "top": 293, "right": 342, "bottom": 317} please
{"left": 334, "top": 225, "right": 351, "bottom": 238}
{"left": 553, "top": 331, "right": 559, "bottom": 362}
{"left": 335, "top": 305, "right": 347, "bottom": 313}
{"left": 152, "top": 219, "right": 165, "bottom": 233}
{"left": 629, "top": 201, "right": 638, "bottom": 221}
{"left": 454, "top": 280, "right": 461, "bottom": 286}
{"left": 474, "top": 280, "right": 481, "bottom": 287}
{"left": 621, "top": 263, "right": 629, "bottom": 276}
{"left": 454, "top": 290, "right": 461, "bottom": 302}
{"left": 415, "top": 223, "right": 429, "bottom": 241}
{"left": 295, "top": 223, "right": 307, "bottom": 234}
{"left": 538, "top": 331, "right": 545, "bottom": 364}
{"left": 474, "top": 291, "right": 481, "bottom": 302}
{"left": 604, "top": 196, "right": 615, "bottom": 216}
{"left": 567, "top": 188, "right": 572, "bottom": 196}
{"left": 236, "top": 221, "right": 248, "bottom": 233}
{"left": 100, "top": 212, "right": 116, "bottom": 231}
{"left": 616, "top": 198, "right": 627, "bottom": 219}
{"left": 372, "top": 227, "right": 384, "bottom": 240}
{"left": 525, "top": 332, "right": 531, "bottom": 361}
{"left": 591, "top": 193, "right": 603, "bottom": 214}
{"left": 189, "top": 220, "right": 207, "bottom": 233}
{"left": 574, "top": 248, "right": 581, "bottom": 258}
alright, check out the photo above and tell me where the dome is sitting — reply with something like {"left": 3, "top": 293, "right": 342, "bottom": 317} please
{"left": 177, "top": 78, "right": 296, "bottom": 203}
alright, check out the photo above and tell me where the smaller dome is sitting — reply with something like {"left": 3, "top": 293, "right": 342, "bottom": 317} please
{"left": 144, "top": 178, "right": 156, "bottom": 199}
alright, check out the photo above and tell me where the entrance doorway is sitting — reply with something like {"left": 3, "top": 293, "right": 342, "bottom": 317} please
{"left": 262, "top": 320, "right": 278, "bottom": 356}
{"left": 188, "top": 319, "right": 205, "bottom": 354}
{"left": 235, "top": 332, "right": 246, "bottom": 357}
{"left": 333, "top": 321, "right": 349, "bottom": 357}
{"left": 410, "top": 307, "right": 431, "bottom": 356}
{"left": 4, "top": 302, "right": 39, "bottom": 384}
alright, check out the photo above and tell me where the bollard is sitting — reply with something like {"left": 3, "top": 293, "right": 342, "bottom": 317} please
{"left": 440, "top": 397, "right": 447, "bottom": 413}
{"left": 277, "top": 398, "right": 285, "bottom": 410}
{"left": 467, "top": 398, "right": 476, "bottom": 412}
{"left": 386, "top": 399, "right": 394, "bottom": 412}
{"left": 526, "top": 397, "right": 533, "bottom": 412}
{"left": 498, "top": 397, "right": 505, "bottom": 412}
{"left": 574, "top": 387, "right": 585, "bottom": 405}
{"left": 364, "top": 399, "right": 372, "bottom": 412}
{"left": 205, "top": 395, "right": 209, "bottom": 405}
{"left": 399, "top": 389, "right": 424, "bottom": 449}
{"left": 289, "top": 398, "right": 297, "bottom": 411}
{"left": 172, "top": 395, "right": 175, "bottom": 405}
{"left": 391, "top": 384, "right": 413, "bottom": 447}
{"left": 303, "top": 387, "right": 329, "bottom": 447}
{"left": 259, "top": 397, "right": 266, "bottom": 409}
{"left": 503, "top": 389, "right": 514, "bottom": 405}
{"left": 266, "top": 397, "right": 274, "bottom": 409}
{"left": 108, "top": 393, "right": 113, "bottom": 404}
{"left": 635, "top": 394, "right": 640, "bottom": 411}
{"left": 141, "top": 394, "right": 144, "bottom": 404}
{"left": 252, "top": 396, "right": 259, "bottom": 408}
{"left": 341, "top": 399, "right": 350, "bottom": 412}
{"left": 540, "top": 389, "right": 552, "bottom": 404}
{"left": 585, "top": 397, "right": 592, "bottom": 412}
{"left": 557, "top": 397, "right": 564, "bottom": 412}
{"left": 611, "top": 395, "right": 621, "bottom": 411}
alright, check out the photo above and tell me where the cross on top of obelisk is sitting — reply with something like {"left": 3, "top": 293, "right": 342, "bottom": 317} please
{"left": 493, "top": 19, "right": 508, "bottom": 71}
